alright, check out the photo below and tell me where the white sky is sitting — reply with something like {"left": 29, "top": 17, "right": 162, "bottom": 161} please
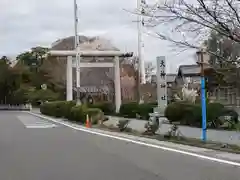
{"left": 0, "top": 0, "right": 197, "bottom": 72}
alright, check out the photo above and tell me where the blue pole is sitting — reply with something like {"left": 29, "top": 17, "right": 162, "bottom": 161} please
{"left": 201, "top": 77, "right": 207, "bottom": 141}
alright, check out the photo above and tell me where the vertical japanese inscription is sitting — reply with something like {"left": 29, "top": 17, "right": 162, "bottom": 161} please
{"left": 156, "top": 56, "right": 167, "bottom": 110}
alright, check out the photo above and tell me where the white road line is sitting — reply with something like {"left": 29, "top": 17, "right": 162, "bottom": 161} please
{"left": 26, "top": 124, "right": 57, "bottom": 128}
{"left": 27, "top": 111, "right": 240, "bottom": 167}
{"left": 18, "top": 114, "right": 57, "bottom": 129}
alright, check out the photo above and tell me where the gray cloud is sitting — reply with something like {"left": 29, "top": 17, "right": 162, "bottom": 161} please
{"left": 0, "top": 0, "right": 195, "bottom": 72}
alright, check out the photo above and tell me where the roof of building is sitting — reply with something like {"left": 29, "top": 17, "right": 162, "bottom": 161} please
{"left": 178, "top": 64, "right": 201, "bottom": 75}
{"left": 178, "top": 64, "right": 211, "bottom": 76}
{"left": 73, "top": 85, "right": 110, "bottom": 94}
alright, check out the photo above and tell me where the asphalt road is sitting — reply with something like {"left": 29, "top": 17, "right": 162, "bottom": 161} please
{"left": 0, "top": 111, "right": 239, "bottom": 180}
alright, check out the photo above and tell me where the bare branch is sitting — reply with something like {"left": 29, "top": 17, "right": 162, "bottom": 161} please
{"left": 142, "top": 0, "right": 240, "bottom": 47}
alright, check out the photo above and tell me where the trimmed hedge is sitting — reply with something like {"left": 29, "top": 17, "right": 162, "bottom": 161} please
{"left": 119, "top": 102, "right": 156, "bottom": 119}
{"left": 40, "top": 101, "right": 103, "bottom": 125}
{"left": 90, "top": 102, "right": 156, "bottom": 119}
{"left": 164, "top": 101, "right": 239, "bottom": 129}
{"left": 164, "top": 101, "right": 193, "bottom": 124}
{"left": 88, "top": 102, "right": 114, "bottom": 115}
{"left": 40, "top": 100, "right": 157, "bottom": 122}
{"left": 68, "top": 105, "right": 88, "bottom": 123}
{"left": 119, "top": 102, "right": 139, "bottom": 118}
{"left": 40, "top": 100, "right": 238, "bottom": 129}
{"left": 88, "top": 102, "right": 157, "bottom": 119}
{"left": 60, "top": 100, "right": 76, "bottom": 119}
{"left": 40, "top": 101, "right": 65, "bottom": 117}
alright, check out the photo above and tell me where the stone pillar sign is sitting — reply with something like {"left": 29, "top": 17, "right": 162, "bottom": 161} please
{"left": 155, "top": 56, "right": 167, "bottom": 116}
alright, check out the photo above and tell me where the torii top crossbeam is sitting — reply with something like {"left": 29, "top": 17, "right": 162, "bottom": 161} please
{"left": 48, "top": 50, "right": 133, "bottom": 57}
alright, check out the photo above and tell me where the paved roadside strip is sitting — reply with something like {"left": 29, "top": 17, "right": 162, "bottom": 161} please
{"left": 107, "top": 116, "right": 240, "bottom": 145}
{"left": 27, "top": 111, "right": 240, "bottom": 168}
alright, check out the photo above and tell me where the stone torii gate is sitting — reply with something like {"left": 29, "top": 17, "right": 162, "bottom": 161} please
{"left": 48, "top": 50, "right": 133, "bottom": 113}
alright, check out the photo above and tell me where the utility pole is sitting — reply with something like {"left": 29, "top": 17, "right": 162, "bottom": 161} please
{"left": 200, "top": 49, "right": 207, "bottom": 142}
{"left": 137, "top": 0, "right": 146, "bottom": 104}
{"left": 137, "top": 0, "right": 146, "bottom": 85}
{"left": 74, "top": 0, "right": 81, "bottom": 105}
{"left": 196, "top": 48, "right": 207, "bottom": 142}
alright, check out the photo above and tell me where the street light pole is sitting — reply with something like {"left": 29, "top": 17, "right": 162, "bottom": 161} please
{"left": 199, "top": 48, "right": 207, "bottom": 141}
{"left": 74, "top": 0, "right": 81, "bottom": 105}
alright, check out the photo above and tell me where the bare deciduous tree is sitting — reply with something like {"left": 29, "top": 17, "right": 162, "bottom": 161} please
{"left": 141, "top": 0, "right": 240, "bottom": 61}
{"left": 204, "top": 30, "right": 240, "bottom": 87}
{"left": 145, "top": 62, "right": 155, "bottom": 82}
